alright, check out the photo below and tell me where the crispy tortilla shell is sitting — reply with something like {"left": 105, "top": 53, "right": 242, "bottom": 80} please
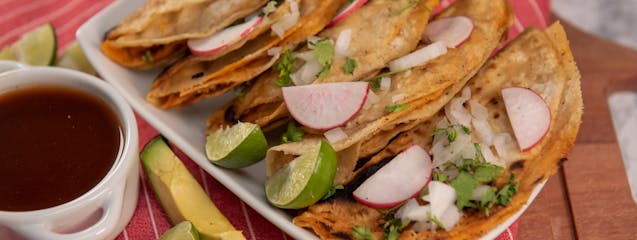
{"left": 265, "top": 0, "right": 513, "bottom": 186}
{"left": 293, "top": 21, "right": 582, "bottom": 240}
{"left": 102, "top": 0, "right": 268, "bottom": 69}
{"left": 147, "top": 0, "right": 346, "bottom": 108}
{"left": 206, "top": 0, "right": 439, "bottom": 133}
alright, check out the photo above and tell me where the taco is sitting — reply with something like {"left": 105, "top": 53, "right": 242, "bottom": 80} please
{"left": 146, "top": 0, "right": 346, "bottom": 108}
{"left": 206, "top": 0, "right": 440, "bottom": 133}
{"left": 101, "top": 0, "right": 270, "bottom": 70}
{"left": 264, "top": 0, "right": 513, "bottom": 186}
{"left": 292, "top": 21, "right": 582, "bottom": 240}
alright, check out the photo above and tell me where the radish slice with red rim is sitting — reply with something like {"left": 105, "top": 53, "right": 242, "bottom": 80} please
{"left": 282, "top": 82, "right": 369, "bottom": 130}
{"left": 501, "top": 87, "right": 551, "bottom": 152}
{"left": 327, "top": 0, "right": 368, "bottom": 28}
{"left": 353, "top": 145, "right": 433, "bottom": 208}
{"left": 423, "top": 16, "right": 474, "bottom": 48}
{"left": 188, "top": 16, "right": 264, "bottom": 56}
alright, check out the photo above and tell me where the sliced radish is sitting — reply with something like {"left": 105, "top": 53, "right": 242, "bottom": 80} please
{"left": 388, "top": 41, "right": 447, "bottom": 72}
{"left": 501, "top": 87, "right": 551, "bottom": 152}
{"left": 353, "top": 145, "right": 433, "bottom": 208}
{"left": 188, "top": 16, "right": 264, "bottom": 56}
{"left": 423, "top": 16, "right": 474, "bottom": 48}
{"left": 327, "top": 0, "right": 368, "bottom": 28}
{"left": 282, "top": 82, "right": 369, "bottom": 130}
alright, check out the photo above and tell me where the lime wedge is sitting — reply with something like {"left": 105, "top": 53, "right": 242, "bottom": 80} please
{"left": 1, "top": 23, "right": 57, "bottom": 66}
{"left": 205, "top": 122, "right": 267, "bottom": 168}
{"left": 57, "top": 41, "right": 96, "bottom": 74}
{"left": 265, "top": 141, "right": 338, "bottom": 209}
{"left": 160, "top": 221, "right": 200, "bottom": 240}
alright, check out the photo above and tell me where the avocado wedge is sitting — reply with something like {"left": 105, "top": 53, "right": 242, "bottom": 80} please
{"left": 141, "top": 136, "right": 246, "bottom": 240}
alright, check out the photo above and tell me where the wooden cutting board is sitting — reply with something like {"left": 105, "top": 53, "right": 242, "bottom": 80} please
{"left": 518, "top": 17, "right": 637, "bottom": 240}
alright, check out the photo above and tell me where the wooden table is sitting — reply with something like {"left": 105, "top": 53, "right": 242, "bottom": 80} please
{"left": 518, "top": 17, "right": 637, "bottom": 240}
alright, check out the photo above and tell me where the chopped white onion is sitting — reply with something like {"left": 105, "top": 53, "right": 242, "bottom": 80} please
{"left": 469, "top": 100, "right": 488, "bottom": 120}
{"left": 271, "top": 0, "right": 300, "bottom": 38}
{"left": 324, "top": 127, "right": 348, "bottom": 143}
{"left": 267, "top": 47, "right": 282, "bottom": 56}
{"left": 334, "top": 29, "right": 352, "bottom": 58}
{"left": 293, "top": 51, "right": 314, "bottom": 62}
{"left": 425, "top": 181, "right": 456, "bottom": 218}
{"left": 291, "top": 59, "right": 322, "bottom": 85}
{"left": 493, "top": 133, "right": 517, "bottom": 159}
{"left": 438, "top": 204, "right": 462, "bottom": 231}
{"left": 445, "top": 98, "right": 472, "bottom": 127}
{"left": 392, "top": 93, "right": 405, "bottom": 103}
{"left": 388, "top": 41, "right": 447, "bottom": 72}
{"left": 472, "top": 118, "right": 494, "bottom": 145}
{"left": 480, "top": 143, "right": 502, "bottom": 166}
{"left": 395, "top": 199, "right": 430, "bottom": 223}
{"left": 363, "top": 90, "right": 379, "bottom": 109}
{"left": 471, "top": 185, "right": 492, "bottom": 201}
{"left": 380, "top": 77, "right": 391, "bottom": 91}
{"left": 432, "top": 126, "right": 476, "bottom": 167}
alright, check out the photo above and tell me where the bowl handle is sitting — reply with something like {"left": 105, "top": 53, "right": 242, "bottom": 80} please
{"left": 14, "top": 180, "right": 127, "bottom": 240}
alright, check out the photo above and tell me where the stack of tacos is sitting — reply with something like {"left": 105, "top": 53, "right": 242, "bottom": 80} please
{"left": 103, "top": 0, "right": 583, "bottom": 239}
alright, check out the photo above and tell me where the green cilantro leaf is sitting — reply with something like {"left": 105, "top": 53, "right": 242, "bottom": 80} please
{"left": 352, "top": 226, "right": 376, "bottom": 240}
{"left": 344, "top": 57, "right": 357, "bottom": 75}
{"left": 497, "top": 174, "right": 519, "bottom": 205}
{"left": 461, "top": 125, "right": 471, "bottom": 134}
{"left": 473, "top": 165, "right": 503, "bottom": 183}
{"left": 386, "top": 104, "right": 409, "bottom": 112}
{"left": 383, "top": 218, "right": 410, "bottom": 240}
{"left": 281, "top": 121, "right": 304, "bottom": 143}
{"left": 432, "top": 171, "right": 448, "bottom": 182}
{"left": 263, "top": 1, "right": 277, "bottom": 17}
{"left": 321, "top": 185, "right": 344, "bottom": 200}
{"left": 451, "top": 172, "right": 479, "bottom": 209}
{"left": 479, "top": 186, "right": 498, "bottom": 216}
{"left": 312, "top": 39, "right": 335, "bottom": 78}
{"left": 447, "top": 127, "right": 457, "bottom": 142}
{"left": 474, "top": 143, "right": 484, "bottom": 160}
{"left": 363, "top": 69, "right": 407, "bottom": 90}
{"left": 427, "top": 213, "right": 445, "bottom": 229}
{"left": 143, "top": 51, "right": 153, "bottom": 63}
{"left": 275, "top": 50, "right": 296, "bottom": 87}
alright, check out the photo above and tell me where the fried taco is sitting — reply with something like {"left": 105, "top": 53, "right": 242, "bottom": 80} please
{"left": 264, "top": 0, "right": 513, "bottom": 186}
{"left": 206, "top": 0, "right": 440, "bottom": 132}
{"left": 292, "top": 21, "right": 582, "bottom": 240}
{"left": 146, "top": 0, "right": 346, "bottom": 108}
{"left": 102, "top": 0, "right": 270, "bottom": 70}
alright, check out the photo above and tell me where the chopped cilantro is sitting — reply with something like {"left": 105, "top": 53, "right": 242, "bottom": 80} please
{"left": 427, "top": 213, "right": 445, "bottom": 229}
{"left": 363, "top": 69, "right": 407, "bottom": 90}
{"left": 447, "top": 127, "right": 457, "bottom": 142}
{"left": 352, "top": 226, "right": 376, "bottom": 240}
{"left": 383, "top": 218, "right": 410, "bottom": 240}
{"left": 431, "top": 125, "right": 468, "bottom": 142}
{"left": 386, "top": 104, "right": 409, "bottom": 112}
{"left": 474, "top": 143, "right": 484, "bottom": 160}
{"left": 433, "top": 171, "right": 448, "bottom": 182}
{"left": 143, "top": 51, "right": 153, "bottom": 63}
{"left": 479, "top": 186, "right": 498, "bottom": 216}
{"left": 461, "top": 125, "right": 471, "bottom": 134}
{"left": 388, "top": 2, "right": 416, "bottom": 16}
{"left": 321, "top": 185, "right": 343, "bottom": 200}
{"left": 281, "top": 121, "right": 304, "bottom": 143}
{"left": 235, "top": 88, "right": 247, "bottom": 101}
{"left": 275, "top": 50, "right": 296, "bottom": 87}
{"left": 312, "top": 39, "right": 335, "bottom": 78}
{"left": 497, "top": 174, "right": 519, "bottom": 205}
{"left": 473, "top": 165, "right": 503, "bottom": 183}
{"left": 451, "top": 172, "right": 479, "bottom": 209}
{"left": 344, "top": 57, "right": 357, "bottom": 75}
{"left": 263, "top": 1, "right": 277, "bottom": 17}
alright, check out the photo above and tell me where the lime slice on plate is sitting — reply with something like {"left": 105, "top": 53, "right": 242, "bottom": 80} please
{"left": 0, "top": 23, "right": 57, "bottom": 66}
{"left": 57, "top": 41, "right": 96, "bottom": 74}
{"left": 160, "top": 221, "right": 200, "bottom": 240}
{"left": 205, "top": 122, "right": 267, "bottom": 168}
{"left": 265, "top": 141, "right": 338, "bottom": 209}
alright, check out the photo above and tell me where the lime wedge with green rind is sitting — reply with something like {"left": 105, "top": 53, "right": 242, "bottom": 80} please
{"left": 160, "top": 221, "right": 200, "bottom": 240}
{"left": 205, "top": 122, "right": 267, "bottom": 168}
{"left": 265, "top": 141, "right": 338, "bottom": 209}
{"left": 3, "top": 23, "right": 57, "bottom": 66}
{"left": 57, "top": 41, "right": 96, "bottom": 74}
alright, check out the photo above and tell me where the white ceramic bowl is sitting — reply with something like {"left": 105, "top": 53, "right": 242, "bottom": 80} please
{"left": 0, "top": 61, "right": 139, "bottom": 240}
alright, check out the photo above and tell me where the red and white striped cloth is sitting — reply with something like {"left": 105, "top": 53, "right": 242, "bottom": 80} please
{"left": 0, "top": 0, "right": 550, "bottom": 239}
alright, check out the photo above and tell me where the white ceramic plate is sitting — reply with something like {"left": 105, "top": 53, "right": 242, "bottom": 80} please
{"left": 76, "top": 1, "right": 545, "bottom": 239}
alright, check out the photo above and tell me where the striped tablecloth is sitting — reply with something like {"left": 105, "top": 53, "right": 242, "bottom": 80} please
{"left": 0, "top": 0, "right": 550, "bottom": 239}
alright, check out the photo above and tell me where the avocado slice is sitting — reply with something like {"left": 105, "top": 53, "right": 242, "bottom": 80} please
{"left": 141, "top": 136, "right": 246, "bottom": 240}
